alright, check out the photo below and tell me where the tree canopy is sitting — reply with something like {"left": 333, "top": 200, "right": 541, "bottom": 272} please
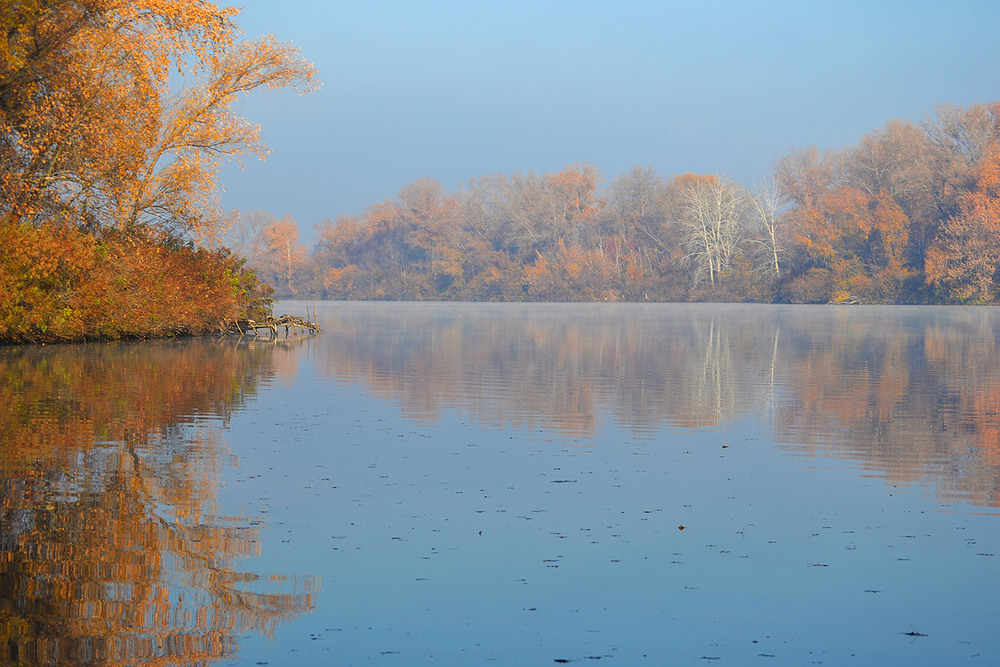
{"left": 238, "top": 101, "right": 1000, "bottom": 305}
{"left": 0, "top": 1, "right": 316, "bottom": 342}
{"left": 1, "top": 0, "right": 315, "bottom": 235}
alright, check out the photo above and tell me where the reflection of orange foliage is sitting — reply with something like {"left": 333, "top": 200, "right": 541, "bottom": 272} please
{"left": 775, "top": 309, "right": 1000, "bottom": 505}
{"left": 317, "top": 303, "right": 1000, "bottom": 506}
{"left": 0, "top": 339, "right": 316, "bottom": 663}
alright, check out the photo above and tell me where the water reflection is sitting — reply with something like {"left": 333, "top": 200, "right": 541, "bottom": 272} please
{"left": 0, "top": 339, "right": 317, "bottom": 665}
{"left": 315, "top": 302, "right": 1000, "bottom": 507}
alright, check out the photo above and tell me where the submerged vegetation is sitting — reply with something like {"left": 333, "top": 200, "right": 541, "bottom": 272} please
{"left": 0, "top": 1, "right": 315, "bottom": 343}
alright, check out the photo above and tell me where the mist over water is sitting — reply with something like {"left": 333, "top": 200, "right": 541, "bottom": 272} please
{"left": 3, "top": 302, "right": 999, "bottom": 664}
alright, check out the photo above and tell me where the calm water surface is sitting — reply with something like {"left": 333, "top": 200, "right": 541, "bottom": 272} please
{"left": 2, "top": 302, "right": 999, "bottom": 665}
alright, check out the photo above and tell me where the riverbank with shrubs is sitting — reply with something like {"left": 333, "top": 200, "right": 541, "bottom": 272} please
{"left": 0, "top": 224, "right": 272, "bottom": 344}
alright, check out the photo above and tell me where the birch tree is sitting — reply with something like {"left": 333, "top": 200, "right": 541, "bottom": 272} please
{"left": 677, "top": 175, "right": 748, "bottom": 287}
{"left": 746, "top": 178, "right": 785, "bottom": 278}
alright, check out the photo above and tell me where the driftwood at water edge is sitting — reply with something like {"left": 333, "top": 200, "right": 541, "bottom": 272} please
{"left": 226, "top": 314, "right": 321, "bottom": 338}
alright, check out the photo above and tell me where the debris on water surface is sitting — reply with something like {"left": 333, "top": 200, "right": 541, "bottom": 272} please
{"left": 900, "top": 629, "right": 928, "bottom": 637}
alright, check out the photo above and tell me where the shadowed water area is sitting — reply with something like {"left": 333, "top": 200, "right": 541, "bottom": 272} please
{"left": 2, "top": 302, "right": 999, "bottom": 665}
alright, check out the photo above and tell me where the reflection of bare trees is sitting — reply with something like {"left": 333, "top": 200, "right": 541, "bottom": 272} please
{"left": 315, "top": 302, "right": 1000, "bottom": 506}
{"left": 316, "top": 303, "right": 778, "bottom": 436}
{"left": 0, "top": 340, "right": 316, "bottom": 665}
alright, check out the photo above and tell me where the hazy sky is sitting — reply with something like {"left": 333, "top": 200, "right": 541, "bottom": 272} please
{"left": 219, "top": 1, "right": 1000, "bottom": 240}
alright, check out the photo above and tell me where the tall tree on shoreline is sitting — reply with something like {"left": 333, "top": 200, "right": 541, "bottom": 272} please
{"left": 0, "top": 2, "right": 312, "bottom": 342}
{"left": 0, "top": 0, "right": 316, "bottom": 238}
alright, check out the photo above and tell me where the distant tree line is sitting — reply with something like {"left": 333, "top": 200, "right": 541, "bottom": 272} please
{"left": 237, "top": 101, "right": 1000, "bottom": 304}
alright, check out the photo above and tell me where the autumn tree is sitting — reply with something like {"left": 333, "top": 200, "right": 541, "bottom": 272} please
{"left": 2, "top": 0, "right": 179, "bottom": 226}
{"left": 460, "top": 165, "right": 602, "bottom": 264}
{"left": 225, "top": 208, "right": 277, "bottom": 263}
{"left": 776, "top": 168, "right": 914, "bottom": 304}
{"left": 528, "top": 165, "right": 603, "bottom": 252}
{"left": 842, "top": 120, "right": 933, "bottom": 202}
{"left": 923, "top": 103, "right": 1000, "bottom": 192}
{"left": 396, "top": 178, "right": 464, "bottom": 294}
{"left": 771, "top": 108, "right": 1000, "bottom": 304}
{"left": 259, "top": 215, "right": 307, "bottom": 297}
{"left": 314, "top": 215, "right": 374, "bottom": 298}
{"left": 122, "top": 35, "right": 316, "bottom": 239}
{"left": 526, "top": 238, "right": 616, "bottom": 301}
{"left": 0, "top": 2, "right": 313, "bottom": 340}
{"left": 775, "top": 147, "right": 868, "bottom": 302}
{"left": 926, "top": 148, "right": 1000, "bottom": 302}
{"left": 0, "top": 0, "right": 316, "bottom": 238}
{"left": 305, "top": 100, "right": 1000, "bottom": 305}
{"left": 461, "top": 173, "right": 519, "bottom": 255}
{"left": 840, "top": 119, "right": 937, "bottom": 268}
{"left": 351, "top": 178, "right": 454, "bottom": 298}
{"left": 599, "top": 167, "right": 672, "bottom": 294}
{"left": 604, "top": 168, "right": 668, "bottom": 245}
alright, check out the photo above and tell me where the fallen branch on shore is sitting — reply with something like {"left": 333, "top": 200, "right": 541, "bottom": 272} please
{"left": 226, "top": 313, "right": 321, "bottom": 338}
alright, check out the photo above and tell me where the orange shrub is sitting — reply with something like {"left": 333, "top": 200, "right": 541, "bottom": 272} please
{"left": 0, "top": 225, "right": 272, "bottom": 343}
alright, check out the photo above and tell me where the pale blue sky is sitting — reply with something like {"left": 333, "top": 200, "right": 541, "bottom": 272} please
{"left": 219, "top": 1, "right": 1000, "bottom": 240}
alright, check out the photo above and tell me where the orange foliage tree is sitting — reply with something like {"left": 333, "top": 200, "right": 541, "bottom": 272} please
{"left": 926, "top": 149, "right": 1000, "bottom": 302}
{"left": 260, "top": 215, "right": 308, "bottom": 297}
{"left": 315, "top": 215, "right": 371, "bottom": 298}
{"left": 776, "top": 144, "right": 919, "bottom": 303}
{"left": 0, "top": 0, "right": 316, "bottom": 235}
{"left": 0, "top": 1, "right": 314, "bottom": 341}
{"left": 0, "top": 224, "right": 272, "bottom": 342}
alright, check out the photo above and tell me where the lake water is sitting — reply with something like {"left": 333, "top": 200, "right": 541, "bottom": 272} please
{"left": 2, "top": 302, "right": 999, "bottom": 665}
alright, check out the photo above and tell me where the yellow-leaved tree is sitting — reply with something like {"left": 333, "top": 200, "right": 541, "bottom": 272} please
{"left": 0, "top": 1, "right": 315, "bottom": 342}
{"left": 926, "top": 147, "right": 1000, "bottom": 302}
{"left": 0, "top": 0, "right": 317, "bottom": 238}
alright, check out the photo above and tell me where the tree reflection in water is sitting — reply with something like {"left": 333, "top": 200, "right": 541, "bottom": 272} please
{"left": 315, "top": 302, "right": 1000, "bottom": 508}
{"left": 0, "top": 339, "right": 316, "bottom": 665}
